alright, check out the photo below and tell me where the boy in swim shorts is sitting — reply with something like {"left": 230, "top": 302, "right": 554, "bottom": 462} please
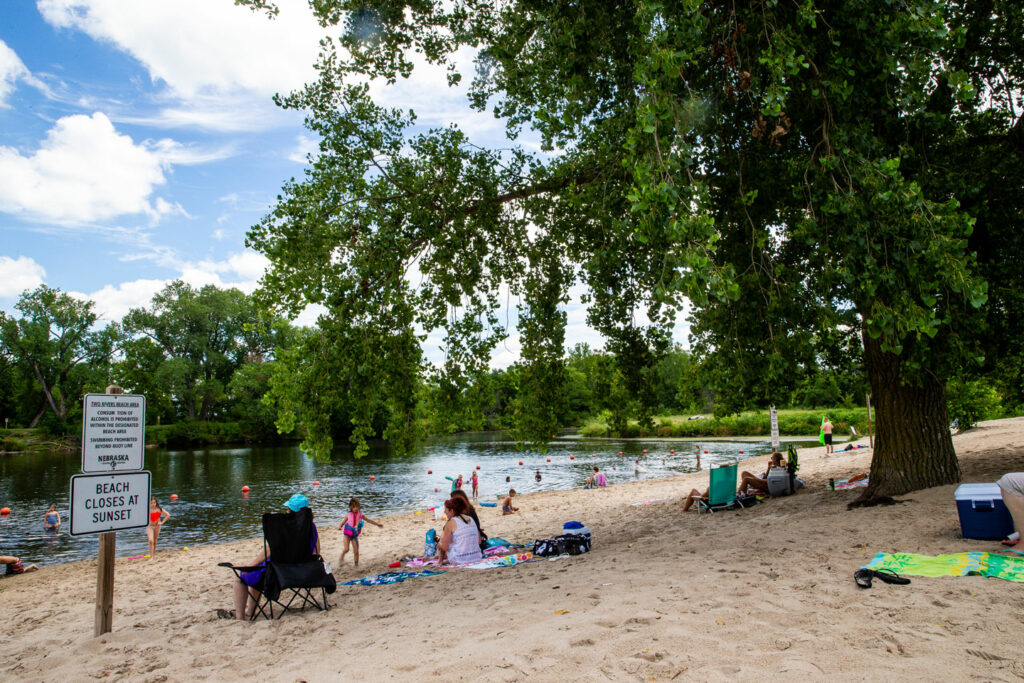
{"left": 501, "top": 489, "right": 518, "bottom": 515}
{"left": 1, "top": 555, "right": 39, "bottom": 576}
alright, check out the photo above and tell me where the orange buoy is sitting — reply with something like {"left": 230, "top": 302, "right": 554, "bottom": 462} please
{"left": 427, "top": 470, "right": 432, "bottom": 474}
{"left": 241, "top": 486, "right": 250, "bottom": 493}
{"left": 546, "top": 458, "right": 551, "bottom": 462}
{"left": 518, "top": 461, "right": 523, "bottom": 466}
{"left": 476, "top": 465, "right": 480, "bottom": 470}
{"left": 618, "top": 451, "right": 623, "bottom": 456}
{"left": 0, "top": 507, "right": 9, "bottom": 515}
{"left": 739, "top": 450, "right": 744, "bottom": 455}
{"left": 670, "top": 449, "right": 675, "bottom": 454}
{"left": 370, "top": 475, "right": 376, "bottom": 481}
{"left": 592, "top": 453, "right": 596, "bottom": 457}
{"left": 570, "top": 456, "right": 575, "bottom": 460}
{"left": 170, "top": 494, "right": 178, "bottom": 501}
{"left": 313, "top": 481, "right": 320, "bottom": 486}
{"left": 643, "top": 449, "right": 648, "bottom": 454}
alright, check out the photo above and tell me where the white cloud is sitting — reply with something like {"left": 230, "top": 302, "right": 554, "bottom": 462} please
{"left": 0, "top": 255, "right": 47, "bottom": 298}
{"left": 71, "top": 278, "right": 167, "bottom": 322}
{"left": 0, "top": 39, "right": 50, "bottom": 107}
{"left": 0, "top": 112, "right": 221, "bottom": 224}
{"left": 38, "top": 0, "right": 326, "bottom": 132}
{"left": 288, "top": 133, "right": 319, "bottom": 164}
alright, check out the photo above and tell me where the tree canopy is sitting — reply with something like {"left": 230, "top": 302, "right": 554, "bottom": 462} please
{"left": 241, "top": 0, "right": 1021, "bottom": 498}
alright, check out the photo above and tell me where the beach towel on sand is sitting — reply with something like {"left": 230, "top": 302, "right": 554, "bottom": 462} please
{"left": 340, "top": 570, "right": 445, "bottom": 586}
{"left": 863, "top": 552, "right": 1024, "bottom": 583}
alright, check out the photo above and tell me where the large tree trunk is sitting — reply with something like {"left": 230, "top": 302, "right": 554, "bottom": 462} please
{"left": 857, "top": 330, "right": 960, "bottom": 503}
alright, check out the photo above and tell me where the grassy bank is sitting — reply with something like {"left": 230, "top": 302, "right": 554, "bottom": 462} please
{"left": 0, "top": 428, "right": 77, "bottom": 453}
{"left": 578, "top": 408, "right": 871, "bottom": 439}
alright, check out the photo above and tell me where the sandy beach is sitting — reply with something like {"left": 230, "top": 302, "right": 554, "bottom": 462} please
{"left": 3, "top": 418, "right": 1024, "bottom": 682}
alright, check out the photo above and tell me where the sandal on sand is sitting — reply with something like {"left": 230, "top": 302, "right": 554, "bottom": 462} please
{"left": 216, "top": 609, "right": 236, "bottom": 620}
{"left": 1002, "top": 537, "right": 1020, "bottom": 547}
{"left": 854, "top": 568, "right": 873, "bottom": 589}
{"left": 871, "top": 569, "right": 911, "bottom": 585}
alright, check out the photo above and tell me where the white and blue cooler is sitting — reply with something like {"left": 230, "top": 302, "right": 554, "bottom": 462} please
{"left": 954, "top": 483, "right": 1014, "bottom": 540}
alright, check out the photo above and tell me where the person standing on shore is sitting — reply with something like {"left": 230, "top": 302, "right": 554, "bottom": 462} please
{"left": 147, "top": 498, "right": 170, "bottom": 558}
{"left": 822, "top": 417, "right": 834, "bottom": 455}
{"left": 470, "top": 471, "right": 479, "bottom": 499}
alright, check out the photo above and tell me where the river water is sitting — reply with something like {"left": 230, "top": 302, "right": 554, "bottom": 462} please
{"left": 0, "top": 433, "right": 801, "bottom": 566}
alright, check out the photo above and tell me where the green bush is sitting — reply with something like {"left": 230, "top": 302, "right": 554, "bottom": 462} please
{"left": 145, "top": 421, "right": 266, "bottom": 448}
{"left": 947, "top": 378, "right": 1003, "bottom": 430}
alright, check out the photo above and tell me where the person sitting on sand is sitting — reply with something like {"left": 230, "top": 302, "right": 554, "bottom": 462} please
{"left": 584, "top": 466, "right": 608, "bottom": 489}
{"left": 437, "top": 496, "right": 482, "bottom": 565}
{"left": 682, "top": 487, "right": 708, "bottom": 512}
{"left": 451, "top": 489, "right": 488, "bottom": 550}
{"left": 221, "top": 494, "right": 320, "bottom": 621}
{"left": 43, "top": 504, "right": 60, "bottom": 531}
{"left": 1, "top": 555, "right": 39, "bottom": 576}
{"left": 738, "top": 451, "right": 785, "bottom": 496}
{"left": 501, "top": 489, "right": 519, "bottom": 515}
{"left": 997, "top": 473, "right": 1024, "bottom": 547}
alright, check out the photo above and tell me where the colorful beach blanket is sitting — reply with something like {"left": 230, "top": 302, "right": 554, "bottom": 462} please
{"left": 459, "top": 552, "right": 534, "bottom": 570}
{"left": 834, "top": 476, "right": 869, "bottom": 490}
{"left": 340, "top": 569, "right": 445, "bottom": 586}
{"left": 863, "top": 552, "right": 1024, "bottom": 583}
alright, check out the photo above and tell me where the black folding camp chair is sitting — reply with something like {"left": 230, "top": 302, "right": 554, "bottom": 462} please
{"left": 219, "top": 507, "right": 336, "bottom": 620}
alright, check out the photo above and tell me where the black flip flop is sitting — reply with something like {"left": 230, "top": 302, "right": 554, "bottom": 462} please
{"left": 854, "top": 568, "right": 873, "bottom": 588}
{"left": 216, "top": 608, "right": 236, "bottom": 619}
{"left": 871, "top": 568, "right": 911, "bottom": 585}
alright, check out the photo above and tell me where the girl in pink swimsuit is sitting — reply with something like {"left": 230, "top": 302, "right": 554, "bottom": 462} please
{"left": 337, "top": 497, "right": 382, "bottom": 567}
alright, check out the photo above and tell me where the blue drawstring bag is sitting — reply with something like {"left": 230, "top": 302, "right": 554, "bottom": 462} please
{"left": 424, "top": 528, "right": 438, "bottom": 557}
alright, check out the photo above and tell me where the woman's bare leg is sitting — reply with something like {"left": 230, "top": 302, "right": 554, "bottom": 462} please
{"left": 147, "top": 526, "right": 156, "bottom": 556}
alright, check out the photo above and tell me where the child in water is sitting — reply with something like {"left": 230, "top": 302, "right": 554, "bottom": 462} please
{"left": 43, "top": 504, "right": 60, "bottom": 531}
{"left": 470, "top": 471, "right": 479, "bottom": 499}
{"left": 338, "top": 497, "right": 383, "bottom": 567}
{"left": 502, "top": 489, "right": 519, "bottom": 515}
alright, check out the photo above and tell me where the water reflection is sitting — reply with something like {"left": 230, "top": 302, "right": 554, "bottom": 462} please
{"left": 0, "top": 433, "right": 800, "bottom": 565}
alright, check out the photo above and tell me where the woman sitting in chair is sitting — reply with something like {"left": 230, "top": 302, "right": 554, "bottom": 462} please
{"left": 738, "top": 451, "right": 785, "bottom": 496}
{"left": 222, "top": 494, "right": 320, "bottom": 621}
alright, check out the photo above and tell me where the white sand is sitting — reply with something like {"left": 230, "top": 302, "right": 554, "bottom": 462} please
{"left": 3, "top": 418, "right": 1024, "bottom": 681}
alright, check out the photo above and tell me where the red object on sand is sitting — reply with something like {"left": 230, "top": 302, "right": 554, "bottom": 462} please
{"left": 389, "top": 561, "right": 401, "bottom": 568}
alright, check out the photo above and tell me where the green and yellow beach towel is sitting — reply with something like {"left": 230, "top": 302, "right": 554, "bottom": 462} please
{"left": 863, "top": 551, "right": 1024, "bottom": 583}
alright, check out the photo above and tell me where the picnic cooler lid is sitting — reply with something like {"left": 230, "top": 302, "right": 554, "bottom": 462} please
{"left": 954, "top": 483, "right": 1004, "bottom": 502}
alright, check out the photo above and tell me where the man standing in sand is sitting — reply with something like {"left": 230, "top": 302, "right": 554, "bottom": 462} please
{"left": 822, "top": 417, "right": 834, "bottom": 454}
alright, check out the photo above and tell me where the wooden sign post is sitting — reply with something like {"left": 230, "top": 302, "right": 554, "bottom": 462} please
{"left": 68, "top": 385, "right": 150, "bottom": 637}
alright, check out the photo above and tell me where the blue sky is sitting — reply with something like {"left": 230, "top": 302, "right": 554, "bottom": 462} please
{"left": 0, "top": 0, "right": 687, "bottom": 367}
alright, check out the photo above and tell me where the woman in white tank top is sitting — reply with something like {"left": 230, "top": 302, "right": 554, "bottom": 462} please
{"left": 438, "top": 498, "right": 483, "bottom": 564}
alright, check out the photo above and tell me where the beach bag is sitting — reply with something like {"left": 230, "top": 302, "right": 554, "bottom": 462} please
{"left": 424, "top": 528, "right": 438, "bottom": 557}
{"left": 532, "top": 538, "right": 560, "bottom": 557}
{"left": 557, "top": 533, "right": 591, "bottom": 555}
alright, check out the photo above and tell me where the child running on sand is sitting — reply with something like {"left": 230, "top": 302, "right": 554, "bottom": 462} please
{"left": 502, "top": 489, "right": 519, "bottom": 515}
{"left": 338, "top": 497, "right": 383, "bottom": 567}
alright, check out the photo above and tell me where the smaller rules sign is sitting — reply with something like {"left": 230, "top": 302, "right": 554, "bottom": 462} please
{"left": 82, "top": 393, "right": 146, "bottom": 472}
{"left": 70, "top": 471, "right": 151, "bottom": 536}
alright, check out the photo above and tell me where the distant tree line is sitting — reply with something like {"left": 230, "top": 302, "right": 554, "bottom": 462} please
{"left": 0, "top": 282, "right": 1011, "bottom": 449}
